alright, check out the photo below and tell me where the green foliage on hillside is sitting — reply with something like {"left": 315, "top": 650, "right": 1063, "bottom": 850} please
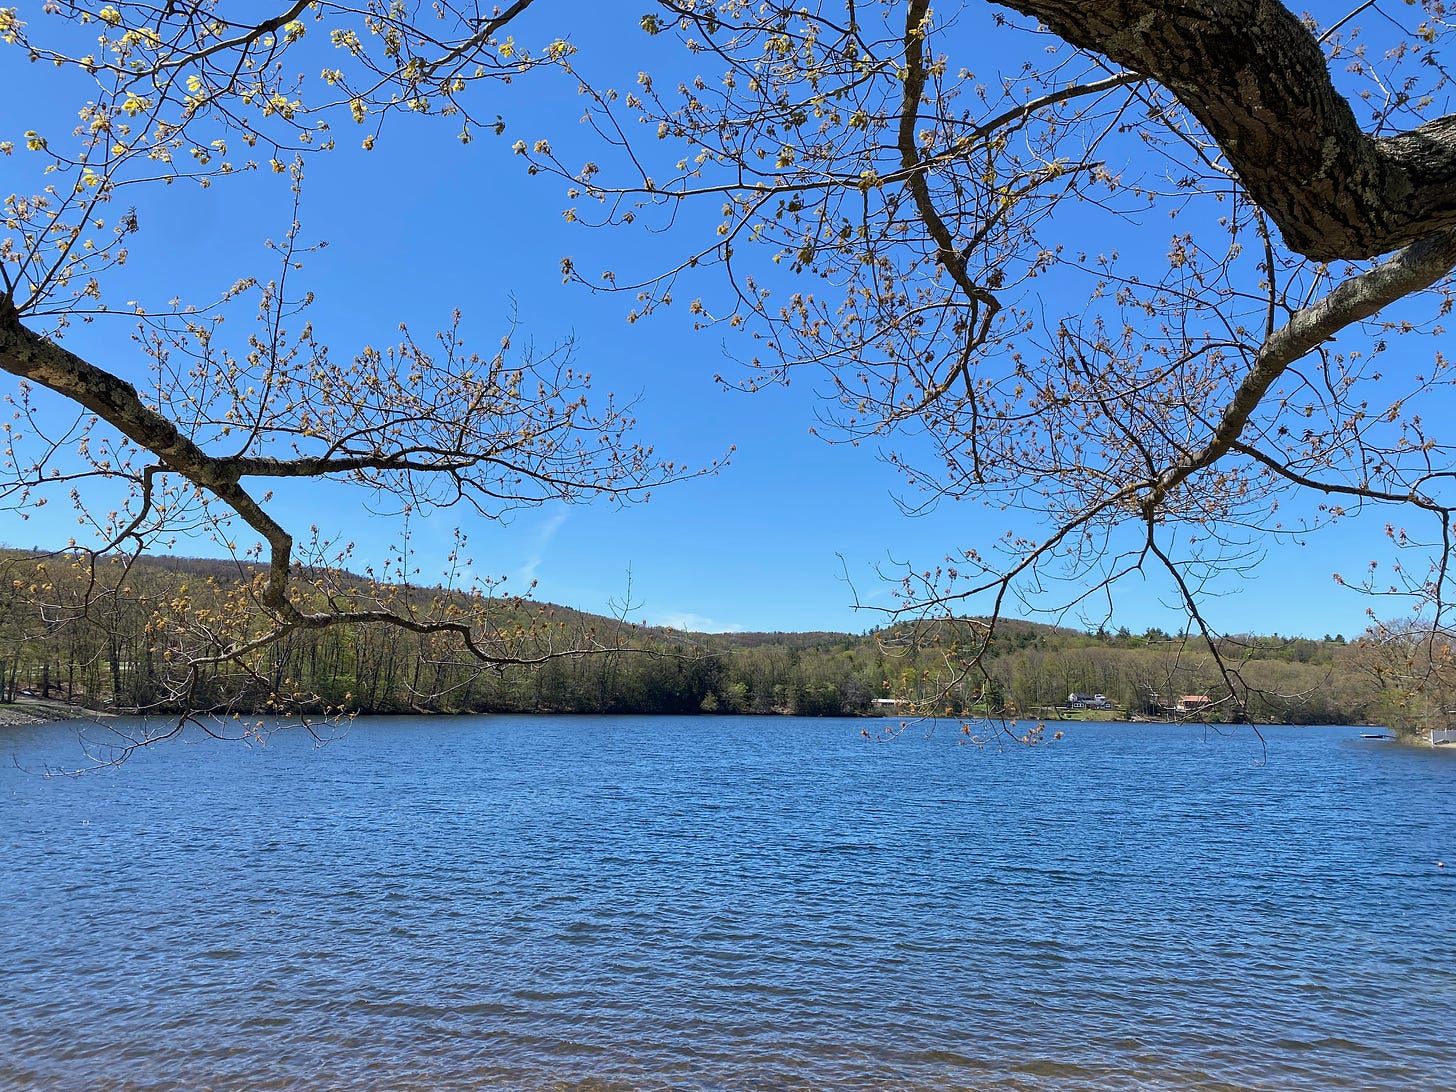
{"left": 0, "top": 550, "right": 1406, "bottom": 728}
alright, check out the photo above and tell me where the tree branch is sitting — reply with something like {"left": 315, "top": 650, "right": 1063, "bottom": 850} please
{"left": 1144, "top": 225, "right": 1456, "bottom": 512}
{"left": 999, "top": 0, "right": 1456, "bottom": 260}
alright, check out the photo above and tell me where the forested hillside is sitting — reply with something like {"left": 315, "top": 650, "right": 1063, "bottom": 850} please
{"left": 0, "top": 550, "right": 1413, "bottom": 727}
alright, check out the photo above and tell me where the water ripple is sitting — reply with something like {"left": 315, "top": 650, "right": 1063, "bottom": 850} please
{"left": 4, "top": 716, "right": 1455, "bottom": 1089}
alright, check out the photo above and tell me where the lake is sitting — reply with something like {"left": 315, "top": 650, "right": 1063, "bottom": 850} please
{"left": 3, "top": 715, "right": 1454, "bottom": 1090}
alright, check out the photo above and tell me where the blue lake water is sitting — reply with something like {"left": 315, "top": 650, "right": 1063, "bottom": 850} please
{"left": 3, "top": 714, "right": 1454, "bottom": 1090}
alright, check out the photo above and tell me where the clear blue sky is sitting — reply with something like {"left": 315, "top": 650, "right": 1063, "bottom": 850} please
{"left": 0, "top": 3, "right": 1427, "bottom": 640}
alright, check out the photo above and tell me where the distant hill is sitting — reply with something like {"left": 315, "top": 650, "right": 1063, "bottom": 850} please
{"left": 0, "top": 548, "right": 1383, "bottom": 726}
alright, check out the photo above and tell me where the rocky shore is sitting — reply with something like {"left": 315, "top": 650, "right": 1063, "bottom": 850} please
{"left": 0, "top": 700, "right": 105, "bottom": 728}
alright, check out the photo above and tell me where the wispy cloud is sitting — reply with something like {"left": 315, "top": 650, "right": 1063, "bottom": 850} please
{"left": 516, "top": 508, "right": 569, "bottom": 587}
{"left": 645, "top": 610, "right": 747, "bottom": 634}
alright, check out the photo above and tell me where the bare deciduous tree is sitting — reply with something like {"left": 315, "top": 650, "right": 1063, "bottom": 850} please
{"left": 1353, "top": 616, "right": 1456, "bottom": 740}
{"left": 516, "top": 0, "right": 1456, "bottom": 721}
{"left": 0, "top": 2, "right": 717, "bottom": 724}
{"left": 6, "top": 2, "right": 1456, "bottom": 731}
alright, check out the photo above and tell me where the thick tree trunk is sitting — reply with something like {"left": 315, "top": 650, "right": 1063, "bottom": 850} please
{"left": 1001, "top": 0, "right": 1456, "bottom": 260}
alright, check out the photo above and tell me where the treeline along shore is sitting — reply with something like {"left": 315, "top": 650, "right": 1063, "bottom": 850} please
{"left": 0, "top": 549, "right": 1407, "bottom": 728}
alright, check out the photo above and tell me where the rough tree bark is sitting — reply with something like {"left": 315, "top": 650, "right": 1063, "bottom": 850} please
{"left": 1002, "top": 0, "right": 1456, "bottom": 260}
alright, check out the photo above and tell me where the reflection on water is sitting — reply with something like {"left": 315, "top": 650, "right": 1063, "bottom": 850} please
{"left": 3, "top": 715, "right": 1454, "bottom": 1089}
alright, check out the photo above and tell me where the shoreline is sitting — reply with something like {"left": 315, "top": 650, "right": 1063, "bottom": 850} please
{"left": 0, "top": 700, "right": 111, "bottom": 729}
